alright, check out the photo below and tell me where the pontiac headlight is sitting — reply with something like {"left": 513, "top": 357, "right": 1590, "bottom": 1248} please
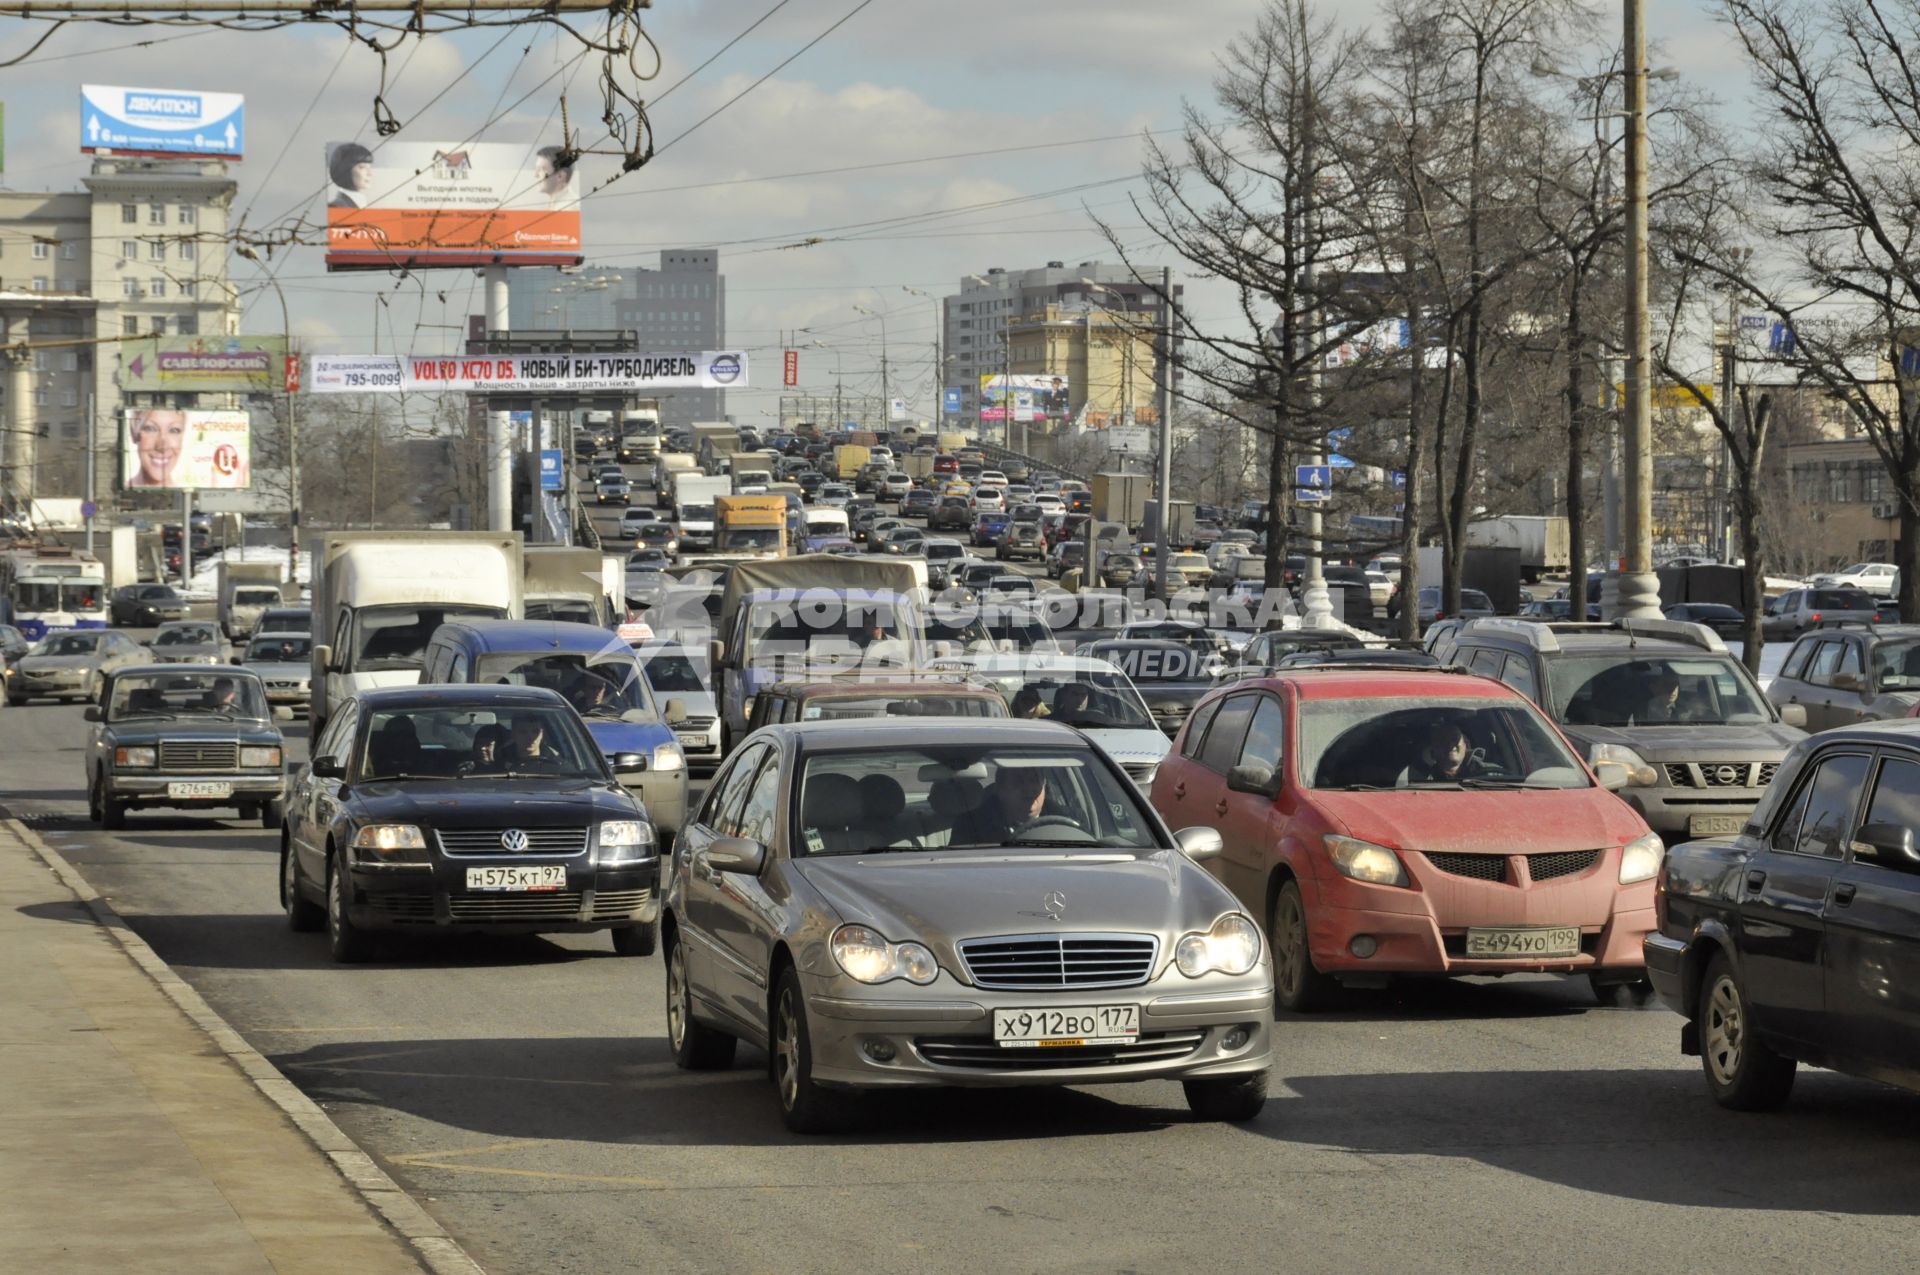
{"left": 351, "top": 824, "right": 426, "bottom": 860}
{"left": 114, "top": 745, "right": 156, "bottom": 768}
{"left": 831, "top": 924, "right": 939, "bottom": 985}
{"left": 651, "top": 742, "right": 685, "bottom": 772}
{"left": 1325, "top": 834, "right": 1409, "bottom": 887}
{"left": 599, "top": 819, "right": 656, "bottom": 864}
{"left": 240, "top": 746, "right": 282, "bottom": 769}
{"left": 1174, "top": 913, "right": 1262, "bottom": 977}
{"left": 1589, "top": 743, "right": 1658, "bottom": 786}
{"left": 1619, "top": 831, "right": 1665, "bottom": 884}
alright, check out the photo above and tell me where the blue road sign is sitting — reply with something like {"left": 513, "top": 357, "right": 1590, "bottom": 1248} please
{"left": 1391, "top": 470, "right": 1407, "bottom": 490}
{"left": 539, "top": 449, "right": 563, "bottom": 491}
{"left": 1295, "top": 463, "right": 1331, "bottom": 503}
{"left": 942, "top": 387, "right": 962, "bottom": 416}
{"left": 1329, "top": 454, "right": 1356, "bottom": 469}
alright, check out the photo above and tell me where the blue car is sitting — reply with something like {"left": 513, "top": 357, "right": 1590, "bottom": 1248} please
{"left": 416, "top": 619, "right": 690, "bottom": 841}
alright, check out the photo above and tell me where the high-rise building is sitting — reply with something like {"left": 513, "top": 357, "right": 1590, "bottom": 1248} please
{"left": 506, "top": 249, "right": 727, "bottom": 429}
{"left": 940, "top": 260, "right": 1178, "bottom": 437}
{"left": 0, "top": 157, "right": 239, "bottom": 505}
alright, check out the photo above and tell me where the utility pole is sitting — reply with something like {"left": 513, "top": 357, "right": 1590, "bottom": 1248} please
{"left": 1299, "top": 46, "right": 1332, "bottom": 630}
{"left": 1616, "top": 0, "right": 1661, "bottom": 618}
{"left": 1154, "top": 267, "right": 1175, "bottom": 601}
{"left": 83, "top": 393, "right": 95, "bottom": 555}
{"left": 485, "top": 266, "right": 513, "bottom": 533}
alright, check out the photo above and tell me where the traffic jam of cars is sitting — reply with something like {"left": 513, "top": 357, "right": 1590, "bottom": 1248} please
{"left": 10, "top": 423, "right": 1919, "bottom": 1140}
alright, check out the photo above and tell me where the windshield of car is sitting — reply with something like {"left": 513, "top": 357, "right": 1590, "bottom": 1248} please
{"left": 247, "top": 636, "right": 310, "bottom": 662}
{"left": 798, "top": 693, "right": 1006, "bottom": 721}
{"left": 1088, "top": 644, "right": 1221, "bottom": 683}
{"left": 31, "top": 632, "right": 100, "bottom": 656}
{"left": 681, "top": 503, "right": 715, "bottom": 522}
{"left": 636, "top": 647, "right": 708, "bottom": 693}
{"left": 260, "top": 610, "right": 309, "bottom": 633}
{"left": 924, "top": 607, "right": 993, "bottom": 648}
{"left": 233, "top": 587, "right": 282, "bottom": 607}
{"left": 795, "top": 744, "right": 1160, "bottom": 853}
{"left": 972, "top": 669, "right": 1157, "bottom": 729}
{"left": 747, "top": 596, "right": 914, "bottom": 666}
{"left": 1298, "top": 695, "right": 1589, "bottom": 790}
{"left": 1870, "top": 639, "right": 1920, "bottom": 690}
{"left": 109, "top": 672, "right": 267, "bottom": 721}
{"left": 983, "top": 612, "right": 1056, "bottom": 651}
{"left": 350, "top": 604, "right": 506, "bottom": 673}
{"left": 155, "top": 625, "right": 218, "bottom": 646}
{"left": 359, "top": 705, "right": 604, "bottom": 781}
{"left": 472, "top": 651, "right": 654, "bottom": 717}
{"left": 1547, "top": 653, "right": 1775, "bottom": 726}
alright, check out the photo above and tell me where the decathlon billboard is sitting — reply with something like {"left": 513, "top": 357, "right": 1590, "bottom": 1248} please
{"left": 82, "top": 85, "right": 245, "bottom": 160}
{"left": 323, "top": 139, "right": 582, "bottom": 270}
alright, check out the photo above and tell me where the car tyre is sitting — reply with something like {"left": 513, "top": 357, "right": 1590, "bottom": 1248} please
{"left": 282, "top": 841, "right": 324, "bottom": 932}
{"left": 771, "top": 965, "right": 855, "bottom": 1134}
{"left": 1183, "top": 1071, "right": 1269, "bottom": 1122}
{"left": 261, "top": 798, "right": 286, "bottom": 831}
{"left": 1270, "top": 879, "right": 1334, "bottom": 1013}
{"left": 93, "top": 774, "right": 126, "bottom": 830}
{"left": 1700, "top": 952, "right": 1795, "bottom": 1110}
{"left": 666, "top": 927, "right": 736, "bottom": 1070}
{"left": 327, "top": 850, "right": 374, "bottom": 964}
{"left": 612, "top": 919, "right": 657, "bottom": 956}
{"left": 1590, "top": 974, "right": 1655, "bottom": 1008}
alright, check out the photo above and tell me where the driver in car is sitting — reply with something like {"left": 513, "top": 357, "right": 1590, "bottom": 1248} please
{"left": 508, "top": 715, "right": 562, "bottom": 769}
{"left": 960, "top": 765, "right": 1054, "bottom": 843}
{"left": 1399, "top": 719, "right": 1491, "bottom": 785}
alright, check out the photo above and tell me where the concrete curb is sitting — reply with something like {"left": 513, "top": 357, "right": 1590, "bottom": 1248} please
{"left": 9, "top": 815, "right": 487, "bottom": 1275}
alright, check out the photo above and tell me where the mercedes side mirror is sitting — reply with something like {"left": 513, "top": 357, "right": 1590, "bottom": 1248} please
{"left": 1778, "top": 703, "right": 1808, "bottom": 729}
{"left": 706, "top": 836, "right": 766, "bottom": 875}
{"left": 1174, "top": 826, "right": 1224, "bottom": 862}
{"left": 1226, "top": 763, "right": 1282, "bottom": 799}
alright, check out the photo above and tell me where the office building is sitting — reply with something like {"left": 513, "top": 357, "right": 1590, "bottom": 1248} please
{"left": 506, "top": 249, "right": 728, "bottom": 429}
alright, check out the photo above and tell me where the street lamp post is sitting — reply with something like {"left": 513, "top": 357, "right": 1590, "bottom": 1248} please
{"left": 1617, "top": 0, "right": 1662, "bottom": 618}
{"left": 854, "top": 305, "right": 891, "bottom": 429}
{"left": 238, "top": 251, "right": 299, "bottom": 576}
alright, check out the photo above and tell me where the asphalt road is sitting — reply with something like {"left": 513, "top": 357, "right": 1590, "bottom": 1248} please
{"left": 6, "top": 644, "right": 1919, "bottom": 1270}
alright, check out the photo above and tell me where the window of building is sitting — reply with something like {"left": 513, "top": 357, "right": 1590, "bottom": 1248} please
{"left": 179, "top": 241, "right": 196, "bottom": 261}
{"left": 178, "top": 205, "right": 196, "bottom": 226}
{"left": 149, "top": 278, "right": 166, "bottom": 298}
{"left": 148, "top": 241, "right": 166, "bottom": 261}
{"left": 31, "top": 241, "right": 48, "bottom": 259}
{"left": 55, "top": 278, "right": 73, "bottom": 293}
{"left": 32, "top": 351, "right": 46, "bottom": 371}
{"left": 122, "top": 278, "right": 138, "bottom": 298}
{"left": 180, "top": 280, "right": 196, "bottom": 299}
{"left": 148, "top": 204, "right": 165, "bottom": 226}
{"left": 123, "top": 317, "right": 140, "bottom": 336}
{"left": 31, "top": 276, "right": 46, "bottom": 292}
{"left": 1830, "top": 465, "right": 1854, "bottom": 504}
{"left": 34, "top": 388, "right": 47, "bottom": 407}
{"left": 176, "top": 314, "right": 197, "bottom": 336}
{"left": 121, "top": 204, "right": 138, "bottom": 224}
{"left": 151, "top": 317, "right": 168, "bottom": 336}
{"left": 61, "top": 242, "right": 77, "bottom": 260}
{"left": 61, "top": 389, "right": 77, "bottom": 408}
{"left": 61, "top": 352, "right": 77, "bottom": 372}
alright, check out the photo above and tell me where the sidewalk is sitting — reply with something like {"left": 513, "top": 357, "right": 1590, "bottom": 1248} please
{"left": 0, "top": 818, "right": 458, "bottom": 1275}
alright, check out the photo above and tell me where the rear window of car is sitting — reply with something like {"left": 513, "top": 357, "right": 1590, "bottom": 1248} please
{"left": 1814, "top": 589, "right": 1875, "bottom": 609}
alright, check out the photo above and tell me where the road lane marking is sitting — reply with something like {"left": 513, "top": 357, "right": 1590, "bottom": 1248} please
{"left": 386, "top": 1141, "right": 670, "bottom": 1189}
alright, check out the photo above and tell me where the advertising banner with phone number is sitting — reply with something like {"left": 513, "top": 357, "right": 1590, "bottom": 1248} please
{"left": 307, "top": 351, "right": 749, "bottom": 394}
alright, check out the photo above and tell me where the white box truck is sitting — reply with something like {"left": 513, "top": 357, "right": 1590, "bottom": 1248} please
{"left": 309, "top": 531, "right": 523, "bottom": 734}
{"left": 217, "top": 560, "right": 288, "bottom": 640}
{"left": 673, "top": 475, "right": 732, "bottom": 554}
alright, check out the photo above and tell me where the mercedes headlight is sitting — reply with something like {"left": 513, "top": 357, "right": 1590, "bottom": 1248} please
{"left": 599, "top": 819, "right": 656, "bottom": 864}
{"left": 114, "top": 745, "right": 156, "bottom": 768}
{"left": 1589, "top": 743, "right": 1659, "bottom": 786}
{"left": 651, "top": 742, "right": 685, "bottom": 772}
{"left": 830, "top": 924, "right": 939, "bottom": 985}
{"left": 1619, "top": 831, "right": 1665, "bottom": 884}
{"left": 1174, "top": 913, "right": 1262, "bottom": 977}
{"left": 1324, "top": 834, "right": 1409, "bottom": 886}
{"left": 351, "top": 824, "right": 427, "bottom": 862}
{"left": 240, "top": 746, "right": 282, "bottom": 769}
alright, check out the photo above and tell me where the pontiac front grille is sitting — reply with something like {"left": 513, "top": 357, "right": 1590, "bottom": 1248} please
{"left": 957, "top": 933, "right": 1158, "bottom": 990}
{"left": 434, "top": 827, "right": 589, "bottom": 857}
{"left": 1424, "top": 852, "right": 1507, "bottom": 883}
{"left": 1421, "top": 850, "right": 1603, "bottom": 883}
{"left": 1527, "top": 849, "right": 1601, "bottom": 881}
{"left": 159, "top": 740, "right": 237, "bottom": 770}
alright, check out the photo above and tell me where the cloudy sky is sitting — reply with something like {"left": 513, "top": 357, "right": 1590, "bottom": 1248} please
{"left": 1, "top": 0, "right": 1745, "bottom": 425}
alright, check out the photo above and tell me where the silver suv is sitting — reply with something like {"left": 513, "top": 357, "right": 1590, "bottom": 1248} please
{"left": 1444, "top": 618, "right": 1807, "bottom": 841}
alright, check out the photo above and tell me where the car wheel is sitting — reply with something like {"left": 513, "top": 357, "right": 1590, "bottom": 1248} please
{"left": 87, "top": 773, "right": 104, "bottom": 825}
{"left": 1700, "top": 952, "right": 1795, "bottom": 1110}
{"left": 95, "top": 775, "right": 125, "bottom": 830}
{"left": 1183, "top": 1071, "right": 1269, "bottom": 1122}
{"left": 1590, "top": 974, "right": 1655, "bottom": 1008}
{"left": 261, "top": 798, "right": 286, "bottom": 831}
{"left": 612, "top": 919, "right": 657, "bottom": 956}
{"left": 771, "top": 965, "right": 855, "bottom": 1134}
{"left": 1270, "top": 879, "right": 1334, "bottom": 1013}
{"left": 666, "top": 928, "right": 736, "bottom": 1070}
{"left": 282, "top": 841, "right": 324, "bottom": 932}
{"left": 326, "top": 850, "right": 374, "bottom": 964}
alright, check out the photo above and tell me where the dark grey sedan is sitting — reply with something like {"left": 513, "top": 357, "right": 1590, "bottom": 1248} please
{"left": 664, "top": 719, "right": 1273, "bottom": 1133}
{"left": 1082, "top": 639, "right": 1224, "bottom": 736}
{"left": 85, "top": 665, "right": 291, "bottom": 828}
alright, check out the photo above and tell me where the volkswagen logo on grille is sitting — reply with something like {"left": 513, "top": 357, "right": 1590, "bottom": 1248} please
{"left": 1713, "top": 765, "right": 1741, "bottom": 786}
{"left": 500, "top": 828, "right": 529, "bottom": 853}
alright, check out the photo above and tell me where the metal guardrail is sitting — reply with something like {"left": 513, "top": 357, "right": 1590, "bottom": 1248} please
{"left": 975, "top": 439, "right": 1090, "bottom": 487}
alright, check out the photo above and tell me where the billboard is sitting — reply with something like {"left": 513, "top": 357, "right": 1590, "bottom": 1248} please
{"left": 82, "top": 85, "right": 244, "bottom": 160}
{"left": 120, "top": 335, "right": 288, "bottom": 394}
{"left": 308, "top": 351, "right": 749, "bottom": 395}
{"left": 979, "top": 373, "right": 1070, "bottom": 423}
{"left": 323, "top": 140, "right": 582, "bottom": 270}
{"left": 122, "top": 409, "right": 251, "bottom": 491}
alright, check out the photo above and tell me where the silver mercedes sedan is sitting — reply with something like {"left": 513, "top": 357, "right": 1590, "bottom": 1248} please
{"left": 663, "top": 718, "right": 1274, "bottom": 1133}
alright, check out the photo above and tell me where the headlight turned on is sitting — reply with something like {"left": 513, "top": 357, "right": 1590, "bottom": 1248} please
{"left": 1175, "top": 913, "right": 1263, "bottom": 977}
{"left": 351, "top": 824, "right": 429, "bottom": 863}
{"left": 830, "top": 924, "right": 939, "bottom": 985}
{"left": 651, "top": 742, "right": 685, "bottom": 772}
{"left": 1324, "top": 834, "right": 1409, "bottom": 887}
{"left": 599, "top": 820, "right": 656, "bottom": 864}
{"left": 1619, "top": 831, "right": 1666, "bottom": 884}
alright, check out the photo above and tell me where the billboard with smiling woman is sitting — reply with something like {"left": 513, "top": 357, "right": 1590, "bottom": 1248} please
{"left": 122, "top": 409, "right": 251, "bottom": 491}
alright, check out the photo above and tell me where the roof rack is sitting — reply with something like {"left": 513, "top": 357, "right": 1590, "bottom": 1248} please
{"left": 1217, "top": 661, "right": 1468, "bottom": 681}
{"left": 1456, "top": 615, "right": 1725, "bottom": 654}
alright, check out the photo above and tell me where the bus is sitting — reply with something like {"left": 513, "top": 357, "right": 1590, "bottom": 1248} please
{"left": 0, "top": 545, "right": 107, "bottom": 640}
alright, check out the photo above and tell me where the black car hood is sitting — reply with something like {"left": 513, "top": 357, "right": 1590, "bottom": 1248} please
{"left": 347, "top": 777, "right": 642, "bottom": 827}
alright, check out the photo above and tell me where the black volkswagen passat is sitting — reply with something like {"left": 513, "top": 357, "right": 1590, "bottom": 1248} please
{"left": 280, "top": 684, "right": 660, "bottom": 963}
